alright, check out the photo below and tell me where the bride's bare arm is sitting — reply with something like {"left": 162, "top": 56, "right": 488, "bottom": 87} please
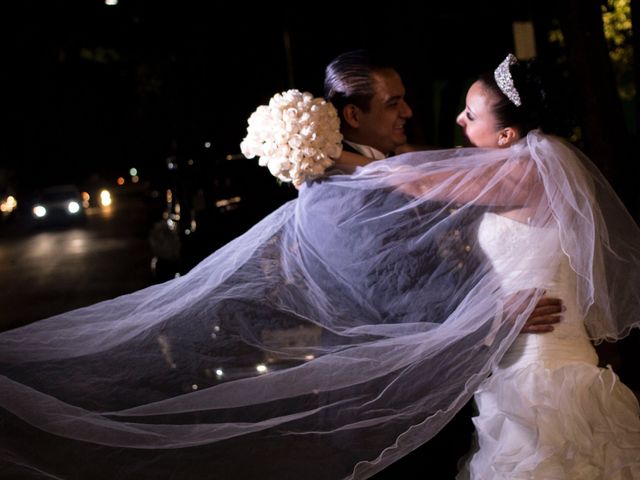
{"left": 398, "top": 158, "right": 541, "bottom": 207}
{"left": 334, "top": 149, "right": 542, "bottom": 208}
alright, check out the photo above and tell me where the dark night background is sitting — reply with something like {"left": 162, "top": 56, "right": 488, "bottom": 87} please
{"left": 1, "top": 1, "right": 639, "bottom": 477}
{"left": 0, "top": 1, "right": 573, "bottom": 188}
{"left": 4, "top": 1, "right": 639, "bottom": 197}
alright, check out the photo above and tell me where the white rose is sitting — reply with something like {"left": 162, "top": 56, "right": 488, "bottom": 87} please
{"left": 267, "top": 157, "right": 285, "bottom": 176}
{"left": 289, "top": 150, "right": 304, "bottom": 163}
{"left": 285, "top": 120, "right": 300, "bottom": 134}
{"left": 277, "top": 144, "right": 291, "bottom": 157}
{"left": 288, "top": 134, "right": 303, "bottom": 149}
{"left": 301, "top": 147, "right": 316, "bottom": 158}
{"left": 285, "top": 108, "right": 298, "bottom": 120}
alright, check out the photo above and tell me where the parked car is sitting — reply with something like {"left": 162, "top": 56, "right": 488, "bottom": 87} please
{"left": 30, "top": 185, "right": 87, "bottom": 227}
{"left": 148, "top": 151, "right": 296, "bottom": 281}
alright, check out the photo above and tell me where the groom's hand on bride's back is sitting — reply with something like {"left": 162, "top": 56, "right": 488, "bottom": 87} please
{"left": 521, "top": 297, "right": 563, "bottom": 333}
{"left": 502, "top": 291, "right": 563, "bottom": 334}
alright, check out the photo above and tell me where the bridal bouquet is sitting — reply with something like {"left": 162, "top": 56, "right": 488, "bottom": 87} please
{"left": 240, "top": 89, "right": 343, "bottom": 186}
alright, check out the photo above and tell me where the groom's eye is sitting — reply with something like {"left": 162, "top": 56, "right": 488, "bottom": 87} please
{"left": 385, "top": 97, "right": 401, "bottom": 107}
{"left": 466, "top": 112, "right": 474, "bottom": 121}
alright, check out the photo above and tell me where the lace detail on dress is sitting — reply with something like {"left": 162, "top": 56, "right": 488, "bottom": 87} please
{"left": 477, "top": 212, "right": 562, "bottom": 294}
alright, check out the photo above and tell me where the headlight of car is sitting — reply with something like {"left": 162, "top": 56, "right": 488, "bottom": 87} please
{"left": 100, "top": 189, "right": 112, "bottom": 207}
{"left": 33, "top": 205, "right": 47, "bottom": 218}
{"left": 67, "top": 201, "right": 81, "bottom": 214}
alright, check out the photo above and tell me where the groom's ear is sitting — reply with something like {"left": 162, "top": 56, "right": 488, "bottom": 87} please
{"left": 342, "top": 104, "right": 360, "bottom": 128}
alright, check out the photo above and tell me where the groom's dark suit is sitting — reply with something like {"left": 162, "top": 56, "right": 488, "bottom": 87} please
{"left": 337, "top": 141, "right": 488, "bottom": 326}
{"left": 307, "top": 142, "right": 484, "bottom": 478}
{"left": 347, "top": 144, "right": 480, "bottom": 479}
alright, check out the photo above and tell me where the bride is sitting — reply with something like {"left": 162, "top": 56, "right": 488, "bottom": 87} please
{"left": 450, "top": 54, "right": 640, "bottom": 479}
{"left": 1, "top": 56, "right": 639, "bottom": 479}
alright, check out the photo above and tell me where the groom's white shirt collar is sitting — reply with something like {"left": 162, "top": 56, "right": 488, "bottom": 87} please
{"left": 343, "top": 140, "right": 387, "bottom": 161}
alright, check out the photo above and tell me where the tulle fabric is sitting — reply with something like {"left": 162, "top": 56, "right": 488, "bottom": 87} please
{"left": 1, "top": 131, "right": 639, "bottom": 479}
{"left": 458, "top": 362, "right": 640, "bottom": 480}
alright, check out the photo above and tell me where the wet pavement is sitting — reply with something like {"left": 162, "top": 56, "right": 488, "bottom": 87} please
{"left": 0, "top": 192, "right": 156, "bottom": 332}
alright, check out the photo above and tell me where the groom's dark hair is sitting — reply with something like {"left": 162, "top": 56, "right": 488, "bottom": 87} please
{"left": 324, "top": 50, "right": 397, "bottom": 120}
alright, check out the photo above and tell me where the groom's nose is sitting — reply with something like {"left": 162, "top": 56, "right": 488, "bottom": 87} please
{"left": 400, "top": 100, "right": 413, "bottom": 118}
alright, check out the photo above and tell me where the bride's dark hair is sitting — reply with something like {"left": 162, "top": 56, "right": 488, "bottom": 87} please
{"left": 479, "top": 57, "right": 572, "bottom": 137}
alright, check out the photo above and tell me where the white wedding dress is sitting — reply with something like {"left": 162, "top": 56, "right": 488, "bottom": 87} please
{"left": 458, "top": 213, "right": 640, "bottom": 480}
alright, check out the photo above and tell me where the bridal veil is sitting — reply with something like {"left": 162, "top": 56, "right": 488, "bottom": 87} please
{"left": 1, "top": 131, "right": 638, "bottom": 479}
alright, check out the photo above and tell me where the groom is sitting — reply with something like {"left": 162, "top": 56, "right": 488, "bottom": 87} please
{"left": 323, "top": 49, "right": 564, "bottom": 478}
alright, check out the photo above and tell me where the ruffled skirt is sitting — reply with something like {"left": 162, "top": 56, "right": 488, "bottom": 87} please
{"left": 457, "top": 360, "right": 640, "bottom": 479}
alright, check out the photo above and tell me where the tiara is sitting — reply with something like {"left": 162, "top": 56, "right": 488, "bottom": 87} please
{"left": 494, "top": 54, "right": 521, "bottom": 107}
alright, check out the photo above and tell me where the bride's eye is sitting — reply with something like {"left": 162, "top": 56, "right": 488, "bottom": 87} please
{"left": 466, "top": 111, "right": 474, "bottom": 121}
